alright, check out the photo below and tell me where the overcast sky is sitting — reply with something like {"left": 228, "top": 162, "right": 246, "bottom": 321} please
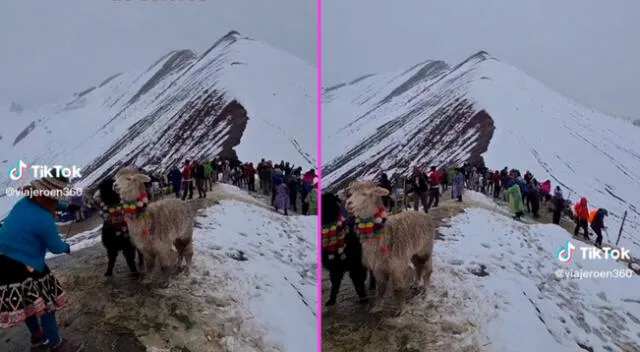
{"left": 0, "top": 0, "right": 315, "bottom": 108}
{"left": 324, "top": 0, "right": 640, "bottom": 118}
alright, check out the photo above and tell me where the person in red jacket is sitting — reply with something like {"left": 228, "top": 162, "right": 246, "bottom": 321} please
{"left": 302, "top": 169, "right": 316, "bottom": 185}
{"left": 427, "top": 166, "right": 442, "bottom": 209}
{"left": 573, "top": 197, "right": 590, "bottom": 239}
{"left": 181, "top": 160, "right": 194, "bottom": 200}
{"left": 491, "top": 171, "right": 501, "bottom": 198}
{"left": 245, "top": 163, "right": 256, "bottom": 192}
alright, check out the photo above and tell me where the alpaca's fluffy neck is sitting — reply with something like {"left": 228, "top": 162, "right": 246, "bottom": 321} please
{"left": 125, "top": 215, "right": 151, "bottom": 238}
{"left": 352, "top": 203, "right": 380, "bottom": 220}
{"left": 120, "top": 184, "right": 146, "bottom": 202}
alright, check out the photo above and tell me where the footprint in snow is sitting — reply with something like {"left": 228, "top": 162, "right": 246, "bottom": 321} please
{"left": 468, "top": 264, "right": 489, "bottom": 277}
{"left": 626, "top": 312, "right": 640, "bottom": 325}
{"left": 226, "top": 250, "right": 248, "bottom": 261}
{"left": 596, "top": 292, "right": 608, "bottom": 302}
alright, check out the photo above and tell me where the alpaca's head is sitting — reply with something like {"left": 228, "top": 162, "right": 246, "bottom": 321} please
{"left": 98, "top": 178, "right": 120, "bottom": 206}
{"left": 321, "top": 192, "right": 342, "bottom": 226}
{"left": 345, "top": 186, "right": 388, "bottom": 219}
{"left": 114, "top": 168, "right": 150, "bottom": 201}
{"left": 347, "top": 179, "right": 378, "bottom": 194}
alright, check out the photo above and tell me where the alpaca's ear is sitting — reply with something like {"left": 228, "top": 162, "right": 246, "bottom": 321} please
{"left": 134, "top": 174, "right": 151, "bottom": 183}
{"left": 370, "top": 187, "right": 390, "bottom": 197}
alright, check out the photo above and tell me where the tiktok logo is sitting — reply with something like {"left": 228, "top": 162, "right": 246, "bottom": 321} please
{"left": 8, "top": 160, "right": 28, "bottom": 182}
{"left": 557, "top": 240, "right": 577, "bottom": 263}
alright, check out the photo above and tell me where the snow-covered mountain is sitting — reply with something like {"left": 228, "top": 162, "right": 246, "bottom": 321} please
{"left": 0, "top": 31, "right": 316, "bottom": 218}
{"left": 322, "top": 51, "right": 640, "bottom": 255}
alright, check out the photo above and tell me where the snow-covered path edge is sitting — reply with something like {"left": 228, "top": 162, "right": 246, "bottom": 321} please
{"left": 434, "top": 192, "right": 640, "bottom": 352}
{"left": 193, "top": 198, "right": 317, "bottom": 352}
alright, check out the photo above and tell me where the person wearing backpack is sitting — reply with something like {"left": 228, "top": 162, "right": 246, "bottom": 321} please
{"left": 590, "top": 208, "right": 608, "bottom": 247}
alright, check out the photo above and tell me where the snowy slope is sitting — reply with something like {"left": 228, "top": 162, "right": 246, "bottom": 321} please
{"left": 431, "top": 193, "right": 640, "bottom": 352}
{"left": 322, "top": 51, "right": 640, "bottom": 255}
{"left": 195, "top": 198, "right": 317, "bottom": 351}
{"left": 0, "top": 31, "right": 316, "bottom": 218}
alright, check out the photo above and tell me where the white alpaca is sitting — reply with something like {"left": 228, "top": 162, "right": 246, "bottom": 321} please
{"left": 113, "top": 168, "right": 195, "bottom": 286}
{"left": 345, "top": 183, "right": 436, "bottom": 316}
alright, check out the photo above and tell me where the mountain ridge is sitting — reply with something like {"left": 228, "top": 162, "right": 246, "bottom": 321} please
{"left": 323, "top": 49, "right": 640, "bottom": 253}
{"left": 0, "top": 30, "right": 316, "bottom": 218}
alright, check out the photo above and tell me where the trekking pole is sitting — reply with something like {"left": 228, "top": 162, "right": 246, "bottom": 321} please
{"left": 615, "top": 210, "right": 627, "bottom": 247}
{"left": 604, "top": 228, "right": 611, "bottom": 244}
{"left": 65, "top": 220, "right": 75, "bottom": 239}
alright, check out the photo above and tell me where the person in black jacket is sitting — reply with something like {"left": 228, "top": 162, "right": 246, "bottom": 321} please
{"left": 322, "top": 193, "right": 368, "bottom": 306}
{"left": 286, "top": 175, "right": 300, "bottom": 212}
{"left": 528, "top": 181, "right": 541, "bottom": 218}
{"left": 552, "top": 186, "right": 564, "bottom": 224}
{"left": 168, "top": 166, "right": 182, "bottom": 198}
{"left": 409, "top": 167, "right": 429, "bottom": 213}
{"left": 98, "top": 178, "right": 142, "bottom": 278}
{"left": 378, "top": 173, "right": 395, "bottom": 212}
{"left": 193, "top": 161, "right": 207, "bottom": 199}
{"left": 590, "top": 208, "right": 608, "bottom": 247}
{"left": 284, "top": 162, "right": 293, "bottom": 176}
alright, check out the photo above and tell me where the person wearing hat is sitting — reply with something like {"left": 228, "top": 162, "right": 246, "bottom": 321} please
{"left": 0, "top": 176, "right": 83, "bottom": 351}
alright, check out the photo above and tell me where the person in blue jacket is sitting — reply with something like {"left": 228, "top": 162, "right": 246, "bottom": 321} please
{"left": 506, "top": 171, "right": 528, "bottom": 195}
{"left": 167, "top": 166, "right": 182, "bottom": 198}
{"left": 0, "top": 176, "right": 83, "bottom": 352}
{"left": 270, "top": 166, "right": 285, "bottom": 206}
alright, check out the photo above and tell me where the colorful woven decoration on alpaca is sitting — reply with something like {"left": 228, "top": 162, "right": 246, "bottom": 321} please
{"left": 99, "top": 201, "right": 127, "bottom": 233}
{"left": 356, "top": 206, "right": 389, "bottom": 254}
{"left": 100, "top": 201, "right": 123, "bottom": 221}
{"left": 322, "top": 214, "right": 346, "bottom": 260}
{"left": 122, "top": 193, "right": 150, "bottom": 236}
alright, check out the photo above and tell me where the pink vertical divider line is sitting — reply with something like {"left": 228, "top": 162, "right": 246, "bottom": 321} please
{"left": 315, "top": 0, "right": 323, "bottom": 350}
